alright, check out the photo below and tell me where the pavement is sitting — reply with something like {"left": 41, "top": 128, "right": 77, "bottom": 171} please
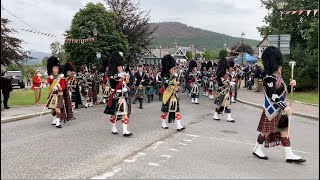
{"left": 1, "top": 92, "right": 318, "bottom": 179}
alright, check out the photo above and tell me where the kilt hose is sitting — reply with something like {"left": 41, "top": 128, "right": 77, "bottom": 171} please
{"left": 257, "top": 110, "right": 287, "bottom": 148}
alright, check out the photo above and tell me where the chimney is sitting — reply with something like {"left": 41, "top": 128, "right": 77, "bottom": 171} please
{"left": 190, "top": 44, "right": 194, "bottom": 50}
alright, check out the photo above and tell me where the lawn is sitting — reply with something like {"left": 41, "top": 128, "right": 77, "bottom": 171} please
{"left": 289, "top": 91, "right": 319, "bottom": 105}
{"left": 8, "top": 88, "right": 49, "bottom": 107}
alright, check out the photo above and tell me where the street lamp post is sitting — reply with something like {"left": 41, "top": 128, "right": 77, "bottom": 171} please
{"left": 92, "top": 27, "right": 98, "bottom": 70}
{"left": 276, "top": 0, "right": 287, "bottom": 50}
{"left": 159, "top": 45, "right": 162, "bottom": 66}
{"left": 241, "top": 32, "right": 245, "bottom": 66}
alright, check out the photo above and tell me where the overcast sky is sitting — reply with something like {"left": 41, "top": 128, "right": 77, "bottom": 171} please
{"left": 1, "top": 0, "right": 268, "bottom": 53}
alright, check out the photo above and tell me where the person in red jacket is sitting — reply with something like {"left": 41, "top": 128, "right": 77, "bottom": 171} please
{"left": 32, "top": 70, "right": 42, "bottom": 105}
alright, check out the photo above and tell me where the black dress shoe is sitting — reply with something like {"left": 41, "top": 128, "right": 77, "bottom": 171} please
{"left": 112, "top": 132, "right": 118, "bottom": 135}
{"left": 139, "top": 106, "right": 143, "bottom": 109}
{"left": 213, "top": 118, "right": 220, "bottom": 121}
{"left": 227, "top": 120, "right": 235, "bottom": 123}
{"left": 123, "top": 132, "right": 133, "bottom": 137}
{"left": 4, "top": 106, "right": 11, "bottom": 109}
{"left": 252, "top": 152, "right": 268, "bottom": 160}
{"left": 162, "top": 127, "right": 169, "bottom": 129}
{"left": 177, "top": 127, "right": 186, "bottom": 132}
{"left": 286, "top": 158, "right": 306, "bottom": 163}
{"left": 56, "top": 125, "right": 62, "bottom": 128}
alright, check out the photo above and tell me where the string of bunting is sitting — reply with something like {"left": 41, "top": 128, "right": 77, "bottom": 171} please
{"left": 64, "top": 37, "right": 96, "bottom": 44}
{"left": 282, "top": 9, "right": 318, "bottom": 16}
{"left": 21, "top": 29, "right": 57, "bottom": 37}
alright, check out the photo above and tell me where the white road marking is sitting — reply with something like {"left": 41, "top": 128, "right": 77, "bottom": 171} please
{"left": 160, "top": 155, "right": 172, "bottom": 158}
{"left": 178, "top": 143, "right": 188, "bottom": 146}
{"left": 148, "top": 163, "right": 160, "bottom": 166}
{"left": 137, "top": 152, "right": 146, "bottom": 156}
{"left": 170, "top": 149, "right": 179, "bottom": 151}
{"left": 91, "top": 176, "right": 107, "bottom": 179}
{"left": 208, "top": 137, "right": 311, "bottom": 154}
{"left": 124, "top": 158, "right": 136, "bottom": 163}
{"left": 185, "top": 134, "right": 200, "bottom": 138}
{"left": 183, "top": 139, "right": 193, "bottom": 142}
{"left": 102, "top": 171, "right": 115, "bottom": 177}
{"left": 112, "top": 167, "right": 121, "bottom": 173}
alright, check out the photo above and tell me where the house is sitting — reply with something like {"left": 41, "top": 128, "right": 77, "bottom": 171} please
{"left": 256, "top": 37, "right": 268, "bottom": 58}
{"left": 142, "top": 41, "right": 194, "bottom": 65}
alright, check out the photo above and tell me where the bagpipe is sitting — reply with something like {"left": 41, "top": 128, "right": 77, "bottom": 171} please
{"left": 40, "top": 75, "right": 62, "bottom": 117}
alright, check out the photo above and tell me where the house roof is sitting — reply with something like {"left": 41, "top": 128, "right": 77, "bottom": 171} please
{"left": 256, "top": 37, "right": 268, "bottom": 47}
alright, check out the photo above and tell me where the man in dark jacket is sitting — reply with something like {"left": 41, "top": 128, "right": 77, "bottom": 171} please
{"left": 1, "top": 70, "right": 13, "bottom": 109}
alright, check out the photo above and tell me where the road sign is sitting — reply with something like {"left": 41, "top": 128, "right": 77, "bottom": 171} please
{"left": 267, "top": 34, "right": 291, "bottom": 55}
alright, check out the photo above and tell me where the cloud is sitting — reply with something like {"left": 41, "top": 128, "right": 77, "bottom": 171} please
{"left": 1, "top": 0, "right": 267, "bottom": 53}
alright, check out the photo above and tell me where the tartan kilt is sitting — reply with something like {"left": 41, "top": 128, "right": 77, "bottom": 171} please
{"left": 104, "top": 97, "right": 118, "bottom": 115}
{"left": 257, "top": 110, "right": 284, "bottom": 148}
{"left": 145, "top": 86, "right": 155, "bottom": 95}
{"left": 257, "top": 110, "right": 284, "bottom": 133}
{"left": 87, "top": 88, "right": 93, "bottom": 98}
{"left": 63, "top": 89, "right": 74, "bottom": 121}
{"left": 71, "top": 92, "right": 77, "bottom": 102}
{"left": 214, "top": 93, "right": 226, "bottom": 106}
{"left": 161, "top": 97, "right": 180, "bottom": 113}
{"left": 136, "top": 86, "right": 145, "bottom": 98}
{"left": 46, "top": 93, "right": 64, "bottom": 109}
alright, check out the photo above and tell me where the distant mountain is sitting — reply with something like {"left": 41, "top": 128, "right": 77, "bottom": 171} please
{"left": 150, "top": 22, "right": 259, "bottom": 50}
{"left": 26, "top": 51, "right": 51, "bottom": 65}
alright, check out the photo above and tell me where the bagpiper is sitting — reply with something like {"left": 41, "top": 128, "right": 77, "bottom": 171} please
{"left": 188, "top": 60, "right": 201, "bottom": 104}
{"left": 100, "top": 57, "right": 110, "bottom": 104}
{"left": 212, "top": 57, "right": 235, "bottom": 122}
{"left": 45, "top": 56, "right": 74, "bottom": 128}
{"left": 252, "top": 46, "right": 305, "bottom": 163}
{"left": 206, "top": 61, "right": 216, "bottom": 100}
{"left": 200, "top": 62, "right": 209, "bottom": 97}
{"left": 161, "top": 54, "right": 185, "bottom": 131}
{"left": 104, "top": 51, "right": 132, "bottom": 137}
{"left": 64, "top": 61, "right": 78, "bottom": 111}
{"left": 84, "top": 66, "right": 94, "bottom": 108}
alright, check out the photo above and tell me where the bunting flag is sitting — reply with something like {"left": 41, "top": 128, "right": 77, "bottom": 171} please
{"left": 282, "top": 9, "right": 318, "bottom": 17}
{"left": 21, "top": 29, "right": 57, "bottom": 37}
{"left": 64, "top": 37, "right": 96, "bottom": 44}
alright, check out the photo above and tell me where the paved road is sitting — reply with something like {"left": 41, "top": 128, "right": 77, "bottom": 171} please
{"left": 1, "top": 93, "right": 319, "bottom": 179}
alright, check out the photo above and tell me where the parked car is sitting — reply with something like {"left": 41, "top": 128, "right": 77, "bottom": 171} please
{"left": 6, "top": 71, "right": 25, "bottom": 89}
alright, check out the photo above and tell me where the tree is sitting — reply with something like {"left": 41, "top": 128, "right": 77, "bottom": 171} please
{"left": 186, "top": 51, "right": 193, "bottom": 60}
{"left": 230, "top": 43, "right": 254, "bottom": 55}
{"left": 202, "top": 51, "right": 211, "bottom": 60}
{"left": 195, "top": 52, "right": 201, "bottom": 60}
{"left": 219, "top": 49, "right": 228, "bottom": 59}
{"left": 105, "top": 0, "right": 156, "bottom": 62}
{"left": 1, "top": 18, "right": 32, "bottom": 66}
{"left": 64, "top": 3, "right": 128, "bottom": 67}
{"left": 258, "top": 0, "right": 318, "bottom": 90}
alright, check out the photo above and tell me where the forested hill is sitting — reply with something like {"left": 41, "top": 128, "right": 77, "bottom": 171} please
{"left": 150, "top": 22, "right": 259, "bottom": 49}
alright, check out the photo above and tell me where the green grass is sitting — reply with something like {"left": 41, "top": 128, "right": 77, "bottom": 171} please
{"left": 289, "top": 91, "right": 319, "bottom": 105}
{"left": 8, "top": 88, "right": 49, "bottom": 107}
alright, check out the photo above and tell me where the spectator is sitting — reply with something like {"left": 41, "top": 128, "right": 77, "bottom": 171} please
{"left": 243, "top": 65, "right": 249, "bottom": 88}
{"left": 236, "top": 66, "right": 243, "bottom": 89}
{"left": 253, "top": 64, "right": 262, "bottom": 92}
{"left": 247, "top": 66, "right": 254, "bottom": 90}
{"left": 31, "top": 70, "right": 42, "bottom": 106}
{"left": 1, "top": 68, "right": 13, "bottom": 109}
{"left": 26, "top": 72, "right": 31, "bottom": 86}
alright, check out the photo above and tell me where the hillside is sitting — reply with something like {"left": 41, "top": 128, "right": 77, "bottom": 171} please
{"left": 26, "top": 51, "right": 51, "bottom": 65}
{"left": 150, "top": 22, "right": 259, "bottom": 50}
